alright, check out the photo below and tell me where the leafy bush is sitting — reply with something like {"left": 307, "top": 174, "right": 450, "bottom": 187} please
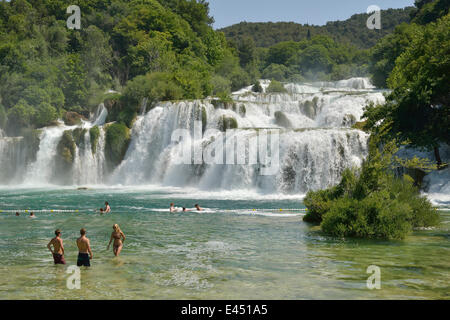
{"left": 252, "top": 81, "right": 263, "bottom": 93}
{"left": 34, "top": 102, "right": 58, "bottom": 128}
{"left": 304, "top": 141, "right": 440, "bottom": 239}
{"left": 266, "top": 80, "right": 287, "bottom": 93}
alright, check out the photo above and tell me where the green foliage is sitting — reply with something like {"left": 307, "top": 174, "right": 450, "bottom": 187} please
{"left": 262, "top": 64, "right": 290, "bottom": 81}
{"left": 364, "top": 14, "right": 450, "bottom": 165}
{"left": 0, "top": 103, "right": 6, "bottom": 129}
{"left": 34, "top": 102, "right": 58, "bottom": 128}
{"left": 211, "top": 75, "right": 231, "bottom": 95}
{"left": 72, "top": 128, "right": 87, "bottom": 147}
{"left": 266, "top": 80, "right": 287, "bottom": 93}
{"left": 89, "top": 125, "right": 100, "bottom": 154}
{"left": 0, "top": 0, "right": 235, "bottom": 135}
{"left": 57, "top": 130, "right": 76, "bottom": 165}
{"left": 369, "top": 23, "right": 420, "bottom": 88}
{"left": 411, "top": 0, "right": 449, "bottom": 24}
{"left": 105, "top": 123, "right": 131, "bottom": 167}
{"left": 303, "top": 141, "right": 440, "bottom": 239}
{"left": 219, "top": 116, "right": 238, "bottom": 131}
{"left": 220, "top": 8, "right": 414, "bottom": 49}
{"left": 6, "top": 100, "right": 35, "bottom": 135}
{"left": 252, "top": 81, "right": 263, "bottom": 93}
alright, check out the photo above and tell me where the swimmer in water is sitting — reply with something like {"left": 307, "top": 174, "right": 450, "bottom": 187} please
{"left": 15, "top": 212, "right": 19, "bottom": 216}
{"left": 182, "top": 207, "right": 191, "bottom": 212}
{"left": 194, "top": 204, "right": 202, "bottom": 211}
{"left": 170, "top": 203, "right": 176, "bottom": 213}
{"left": 30, "top": 212, "right": 36, "bottom": 218}
{"left": 107, "top": 224, "right": 126, "bottom": 257}
{"left": 47, "top": 229, "right": 66, "bottom": 265}
{"left": 104, "top": 202, "right": 111, "bottom": 213}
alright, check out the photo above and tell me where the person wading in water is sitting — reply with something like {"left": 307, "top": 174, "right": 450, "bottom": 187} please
{"left": 47, "top": 229, "right": 66, "bottom": 265}
{"left": 107, "top": 224, "right": 126, "bottom": 257}
{"left": 77, "top": 228, "right": 93, "bottom": 267}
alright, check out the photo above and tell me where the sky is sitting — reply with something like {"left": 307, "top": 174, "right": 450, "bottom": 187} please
{"left": 208, "top": 0, "right": 415, "bottom": 29}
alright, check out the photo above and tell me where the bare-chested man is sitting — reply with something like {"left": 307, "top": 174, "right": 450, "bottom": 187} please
{"left": 76, "top": 228, "right": 93, "bottom": 267}
{"left": 47, "top": 229, "right": 66, "bottom": 265}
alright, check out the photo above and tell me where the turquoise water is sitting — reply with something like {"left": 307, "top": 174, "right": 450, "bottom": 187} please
{"left": 0, "top": 187, "right": 449, "bottom": 300}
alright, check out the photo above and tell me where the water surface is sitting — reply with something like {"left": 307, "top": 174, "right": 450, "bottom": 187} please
{"left": 0, "top": 187, "right": 448, "bottom": 299}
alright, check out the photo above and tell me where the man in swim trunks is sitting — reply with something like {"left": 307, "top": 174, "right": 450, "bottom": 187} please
{"left": 194, "top": 204, "right": 202, "bottom": 211}
{"left": 47, "top": 229, "right": 66, "bottom": 265}
{"left": 76, "top": 228, "right": 93, "bottom": 267}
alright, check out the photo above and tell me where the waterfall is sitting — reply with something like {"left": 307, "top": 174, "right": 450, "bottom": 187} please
{"left": 0, "top": 78, "right": 387, "bottom": 193}
{"left": 140, "top": 97, "right": 149, "bottom": 115}
{"left": 0, "top": 135, "right": 29, "bottom": 184}
{"left": 92, "top": 103, "right": 108, "bottom": 126}
{"left": 23, "top": 124, "right": 67, "bottom": 185}
{"left": 110, "top": 78, "right": 383, "bottom": 193}
{"left": 72, "top": 127, "right": 106, "bottom": 185}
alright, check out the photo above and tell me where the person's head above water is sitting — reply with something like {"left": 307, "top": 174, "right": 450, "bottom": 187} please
{"left": 113, "top": 224, "right": 121, "bottom": 232}
{"left": 170, "top": 203, "right": 174, "bottom": 206}
{"left": 80, "top": 228, "right": 86, "bottom": 236}
{"left": 105, "top": 201, "right": 109, "bottom": 206}
{"left": 182, "top": 207, "right": 186, "bottom": 211}
{"left": 15, "top": 212, "right": 19, "bottom": 216}
{"left": 30, "top": 212, "right": 35, "bottom": 216}
{"left": 55, "top": 229, "right": 61, "bottom": 237}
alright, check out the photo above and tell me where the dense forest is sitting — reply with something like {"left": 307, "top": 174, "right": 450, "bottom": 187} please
{"left": 0, "top": 0, "right": 441, "bottom": 138}
{"left": 220, "top": 7, "right": 415, "bottom": 49}
{"left": 0, "top": 0, "right": 252, "bottom": 136}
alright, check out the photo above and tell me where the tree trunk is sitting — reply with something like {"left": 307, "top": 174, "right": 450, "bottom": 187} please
{"left": 434, "top": 146, "right": 442, "bottom": 169}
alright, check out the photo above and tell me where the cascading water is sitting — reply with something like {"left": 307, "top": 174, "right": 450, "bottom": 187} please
{"left": 0, "top": 78, "right": 391, "bottom": 193}
{"left": 111, "top": 78, "right": 384, "bottom": 193}
{"left": 0, "top": 103, "right": 108, "bottom": 186}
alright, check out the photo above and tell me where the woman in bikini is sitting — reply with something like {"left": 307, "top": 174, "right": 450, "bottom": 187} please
{"left": 107, "top": 224, "right": 126, "bottom": 257}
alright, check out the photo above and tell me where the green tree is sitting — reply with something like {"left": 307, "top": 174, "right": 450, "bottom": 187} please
{"left": 365, "top": 14, "right": 450, "bottom": 166}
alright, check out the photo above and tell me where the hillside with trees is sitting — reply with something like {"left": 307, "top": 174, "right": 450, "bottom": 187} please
{"left": 0, "top": 0, "right": 251, "bottom": 136}
{"left": 219, "top": 7, "right": 415, "bottom": 49}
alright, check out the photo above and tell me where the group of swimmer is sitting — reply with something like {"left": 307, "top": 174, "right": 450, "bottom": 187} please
{"left": 47, "top": 224, "right": 126, "bottom": 266}
{"left": 170, "top": 203, "right": 203, "bottom": 213}
{"left": 15, "top": 201, "right": 204, "bottom": 267}
{"left": 14, "top": 202, "right": 111, "bottom": 218}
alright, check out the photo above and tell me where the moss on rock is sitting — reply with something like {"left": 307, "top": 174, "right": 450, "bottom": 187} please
{"left": 201, "top": 107, "right": 207, "bottom": 132}
{"left": 89, "top": 126, "right": 100, "bottom": 154}
{"left": 219, "top": 116, "right": 238, "bottom": 131}
{"left": 57, "top": 131, "right": 76, "bottom": 164}
{"left": 274, "top": 111, "right": 292, "bottom": 128}
{"left": 72, "top": 128, "right": 87, "bottom": 147}
{"left": 105, "top": 123, "right": 131, "bottom": 168}
{"left": 63, "top": 111, "right": 86, "bottom": 126}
